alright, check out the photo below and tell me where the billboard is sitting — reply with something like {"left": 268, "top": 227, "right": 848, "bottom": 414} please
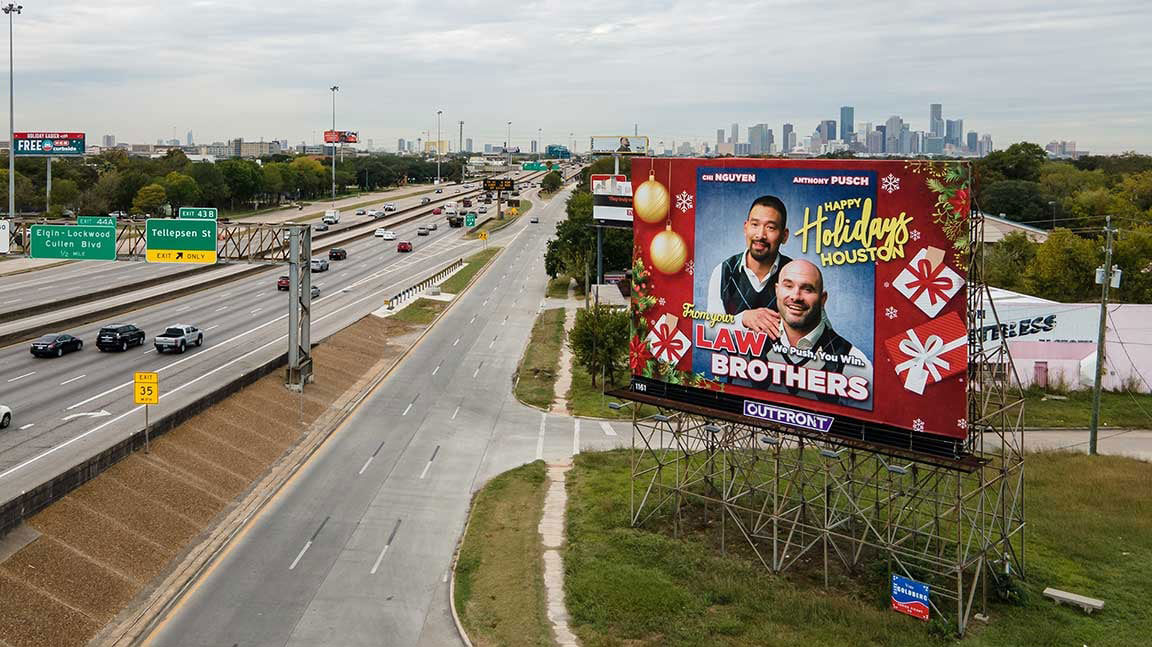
{"left": 591, "top": 174, "right": 633, "bottom": 225}
{"left": 484, "top": 178, "right": 515, "bottom": 192}
{"left": 14, "top": 132, "right": 85, "bottom": 156}
{"left": 591, "top": 135, "right": 649, "bottom": 155}
{"left": 628, "top": 158, "right": 971, "bottom": 442}
{"left": 323, "top": 130, "right": 359, "bottom": 143}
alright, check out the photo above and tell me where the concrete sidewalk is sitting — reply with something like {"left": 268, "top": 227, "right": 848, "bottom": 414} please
{"left": 989, "top": 428, "right": 1152, "bottom": 461}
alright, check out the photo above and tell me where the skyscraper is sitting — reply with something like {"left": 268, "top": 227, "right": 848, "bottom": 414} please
{"left": 966, "top": 131, "right": 978, "bottom": 153}
{"left": 945, "top": 119, "right": 963, "bottom": 147}
{"left": 748, "top": 123, "right": 771, "bottom": 154}
{"left": 884, "top": 116, "right": 904, "bottom": 154}
{"left": 716, "top": 129, "right": 725, "bottom": 145}
{"left": 466, "top": 137, "right": 473, "bottom": 153}
{"left": 819, "top": 120, "right": 837, "bottom": 143}
{"left": 186, "top": 130, "right": 194, "bottom": 146}
{"left": 840, "top": 106, "right": 854, "bottom": 143}
{"left": 730, "top": 123, "right": 739, "bottom": 144}
{"left": 930, "top": 104, "right": 943, "bottom": 138}
{"left": 781, "top": 123, "right": 794, "bottom": 153}
{"left": 101, "top": 134, "right": 116, "bottom": 148}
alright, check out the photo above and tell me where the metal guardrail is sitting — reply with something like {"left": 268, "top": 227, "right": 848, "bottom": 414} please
{"left": 386, "top": 258, "right": 465, "bottom": 311}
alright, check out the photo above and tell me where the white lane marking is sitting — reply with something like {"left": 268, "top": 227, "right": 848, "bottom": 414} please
{"left": 215, "top": 306, "right": 228, "bottom": 312}
{"left": 370, "top": 545, "right": 390, "bottom": 575}
{"left": 221, "top": 291, "right": 232, "bottom": 297}
{"left": 250, "top": 307, "right": 263, "bottom": 314}
{"left": 453, "top": 338, "right": 460, "bottom": 347}
{"left": 469, "top": 315, "right": 476, "bottom": 324}
{"left": 432, "top": 363, "right": 441, "bottom": 376}
{"left": 177, "top": 305, "right": 191, "bottom": 312}
{"left": 573, "top": 419, "right": 581, "bottom": 455}
{"left": 288, "top": 541, "right": 312, "bottom": 570}
{"left": 7, "top": 371, "right": 34, "bottom": 383}
{"left": 59, "top": 374, "right": 86, "bottom": 386}
{"left": 442, "top": 571, "right": 449, "bottom": 583}
{"left": 488, "top": 337, "right": 496, "bottom": 349}
{"left": 143, "top": 349, "right": 155, "bottom": 355}
{"left": 536, "top": 413, "right": 546, "bottom": 460}
{"left": 6, "top": 246, "right": 481, "bottom": 480}
{"left": 2, "top": 298, "right": 21, "bottom": 304}
{"left": 18, "top": 423, "right": 33, "bottom": 430}
{"left": 451, "top": 405, "right": 460, "bottom": 420}
{"left": 62, "top": 409, "right": 111, "bottom": 422}
{"left": 206, "top": 325, "right": 220, "bottom": 331}
{"left": 358, "top": 456, "right": 373, "bottom": 475}
{"left": 482, "top": 299, "right": 487, "bottom": 306}
{"left": 472, "top": 366, "right": 480, "bottom": 378}
{"left": 600, "top": 421, "right": 618, "bottom": 437}
{"left": 402, "top": 403, "right": 412, "bottom": 416}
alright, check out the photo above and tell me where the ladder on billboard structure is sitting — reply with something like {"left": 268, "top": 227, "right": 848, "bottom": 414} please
{"left": 612, "top": 158, "right": 1025, "bottom": 637}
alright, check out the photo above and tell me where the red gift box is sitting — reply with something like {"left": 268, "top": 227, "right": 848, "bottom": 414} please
{"left": 884, "top": 312, "right": 967, "bottom": 395}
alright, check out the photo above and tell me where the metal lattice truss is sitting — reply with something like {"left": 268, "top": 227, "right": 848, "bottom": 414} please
{"left": 627, "top": 212, "right": 1025, "bottom": 636}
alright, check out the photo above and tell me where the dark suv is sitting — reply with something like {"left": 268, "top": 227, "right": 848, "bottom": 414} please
{"left": 96, "top": 324, "right": 146, "bottom": 352}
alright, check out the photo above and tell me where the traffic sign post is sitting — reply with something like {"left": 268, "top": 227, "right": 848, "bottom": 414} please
{"left": 178, "top": 207, "right": 218, "bottom": 220}
{"left": 145, "top": 218, "right": 218, "bottom": 264}
{"left": 479, "top": 230, "right": 488, "bottom": 249}
{"left": 134, "top": 372, "right": 159, "bottom": 453}
{"left": 29, "top": 224, "right": 117, "bottom": 260}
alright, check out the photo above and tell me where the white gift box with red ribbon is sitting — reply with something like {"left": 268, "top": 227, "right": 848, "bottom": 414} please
{"left": 646, "top": 313, "right": 691, "bottom": 365}
{"left": 884, "top": 312, "right": 967, "bottom": 395}
{"left": 893, "top": 246, "right": 965, "bottom": 318}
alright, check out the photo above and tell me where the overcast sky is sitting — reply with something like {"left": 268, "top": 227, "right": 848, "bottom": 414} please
{"left": 10, "top": 0, "right": 1151, "bottom": 153}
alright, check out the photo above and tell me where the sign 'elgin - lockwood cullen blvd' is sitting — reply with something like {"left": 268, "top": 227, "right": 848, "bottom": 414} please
{"left": 145, "top": 219, "right": 218, "bottom": 263}
{"left": 29, "top": 225, "right": 117, "bottom": 260}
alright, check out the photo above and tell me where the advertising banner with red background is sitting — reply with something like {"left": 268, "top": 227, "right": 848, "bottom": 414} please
{"left": 628, "top": 158, "right": 971, "bottom": 440}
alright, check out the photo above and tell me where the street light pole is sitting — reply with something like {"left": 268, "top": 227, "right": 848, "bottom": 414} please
{"left": 436, "top": 109, "right": 442, "bottom": 185}
{"left": 506, "top": 121, "right": 511, "bottom": 167}
{"left": 537, "top": 127, "right": 542, "bottom": 161}
{"left": 330, "top": 84, "right": 338, "bottom": 204}
{"left": 4, "top": 4, "right": 20, "bottom": 220}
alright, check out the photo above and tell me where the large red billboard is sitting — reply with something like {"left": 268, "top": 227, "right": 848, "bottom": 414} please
{"left": 628, "top": 158, "right": 971, "bottom": 440}
{"left": 323, "top": 130, "right": 359, "bottom": 144}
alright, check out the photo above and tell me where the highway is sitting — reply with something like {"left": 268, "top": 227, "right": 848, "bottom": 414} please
{"left": 146, "top": 182, "right": 626, "bottom": 646}
{"left": 0, "top": 175, "right": 545, "bottom": 506}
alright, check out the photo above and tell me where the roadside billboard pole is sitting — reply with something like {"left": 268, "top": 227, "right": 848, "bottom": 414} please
{"left": 45, "top": 156, "right": 50, "bottom": 212}
{"left": 4, "top": 3, "right": 17, "bottom": 219}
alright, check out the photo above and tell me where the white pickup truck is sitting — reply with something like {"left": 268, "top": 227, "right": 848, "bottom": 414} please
{"left": 322, "top": 210, "right": 340, "bottom": 225}
{"left": 154, "top": 324, "right": 204, "bottom": 354}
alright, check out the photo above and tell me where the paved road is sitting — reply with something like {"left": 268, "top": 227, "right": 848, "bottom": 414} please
{"left": 985, "top": 428, "right": 1152, "bottom": 461}
{"left": 0, "top": 179, "right": 544, "bottom": 506}
{"left": 0, "top": 182, "right": 494, "bottom": 314}
{"left": 147, "top": 183, "right": 626, "bottom": 646}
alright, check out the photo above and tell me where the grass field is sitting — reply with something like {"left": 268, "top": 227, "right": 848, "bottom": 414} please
{"left": 454, "top": 461, "right": 553, "bottom": 647}
{"left": 468, "top": 198, "right": 533, "bottom": 238}
{"left": 389, "top": 297, "right": 446, "bottom": 325}
{"left": 566, "top": 366, "right": 658, "bottom": 420}
{"left": 546, "top": 277, "right": 574, "bottom": 299}
{"left": 1024, "top": 388, "right": 1152, "bottom": 428}
{"left": 555, "top": 449, "right": 1152, "bottom": 647}
{"left": 440, "top": 247, "right": 501, "bottom": 294}
{"left": 514, "top": 308, "right": 567, "bottom": 410}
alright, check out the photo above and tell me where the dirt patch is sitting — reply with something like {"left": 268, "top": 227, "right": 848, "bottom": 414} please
{"left": 0, "top": 314, "right": 426, "bottom": 647}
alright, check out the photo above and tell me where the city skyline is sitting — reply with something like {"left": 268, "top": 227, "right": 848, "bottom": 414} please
{"left": 6, "top": 1, "right": 1146, "bottom": 154}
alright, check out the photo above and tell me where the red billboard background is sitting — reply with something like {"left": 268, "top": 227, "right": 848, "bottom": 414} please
{"left": 323, "top": 130, "right": 359, "bottom": 144}
{"left": 628, "top": 158, "right": 971, "bottom": 440}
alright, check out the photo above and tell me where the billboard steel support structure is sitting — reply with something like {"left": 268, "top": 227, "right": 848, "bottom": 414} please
{"left": 286, "top": 224, "right": 313, "bottom": 390}
{"left": 623, "top": 211, "right": 1025, "bottom": 637}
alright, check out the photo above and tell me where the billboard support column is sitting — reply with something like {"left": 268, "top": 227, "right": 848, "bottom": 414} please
{"left": 45, "top": 156, "right": 50, "bottom": 212}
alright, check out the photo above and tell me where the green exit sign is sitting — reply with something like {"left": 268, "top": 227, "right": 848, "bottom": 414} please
{"left": 77, "top": 216, "right": 115, "bottom": 227}
{"left": 179, "top": 207, "right": 218, "bottom": 220}
{"left": 465, "top": 214, "right": 476, "bottom": 227}
{"left": 30, "top": 224, "right": 117, "bottom": 260}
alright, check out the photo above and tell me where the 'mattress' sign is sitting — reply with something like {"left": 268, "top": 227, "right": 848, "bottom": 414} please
{"left": 628, "top": 159, "right": 970, "bottom": 440}
{"left": 14, "top": 132, "right": 85, "bottom": 156}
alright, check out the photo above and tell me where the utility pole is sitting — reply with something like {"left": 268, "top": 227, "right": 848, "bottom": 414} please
{"left": 458, "top": 120, "right": 463, "bottom": 154}
{"left": 436, "top": 109, "right": 442, "bottom": 185}
{"left": 330, "top": 85, "right": 338, "bottom": 204}
{"left": 4, "top": 3, "right": 20, "bottom": 219}
{"left": 506, "top": 121, "right": 512, "bottom": 167}
{"left": 1088, "top": 215, "right": 1117, "bottom": 456}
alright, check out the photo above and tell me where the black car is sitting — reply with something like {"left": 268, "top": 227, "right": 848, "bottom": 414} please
{"left": 96, "top": 324, "right": 146, "bottom": 352}
{"left": 30, "top": 333, "right": 83, "bottom": 358}
{"left": 328, "top": 247, "right": 347, "bottom": 260}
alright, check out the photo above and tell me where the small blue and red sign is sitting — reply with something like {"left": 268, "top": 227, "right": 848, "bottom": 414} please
{"left": 891, "top": 574, "right": 930, "bottom": 621}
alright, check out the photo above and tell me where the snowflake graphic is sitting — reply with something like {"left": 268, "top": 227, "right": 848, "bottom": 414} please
{"left": 882, "top": 173, "right": 900, "bottom": 194}
{"left": 957, "top": 419, "right": 969, "bottom": 430}
{"left": 909, "top": 229, "right": 921, "bottom": 241}
{"left": 675, "top": 191, "right": 694, "bottom": 213}
{"left": 883, "top": 282, "right": 890, "bottom": 288}
{"left": 912, "top": 418, "right": 925, "bottom": 433}
{"left": 685, "top": 260, "right": 694, "bottom": 276}
{"left": 658, "top": 297, "right": 666, "bottom": 306}
{"left": 885, "top": 306, "right": 899, "bottom": 320}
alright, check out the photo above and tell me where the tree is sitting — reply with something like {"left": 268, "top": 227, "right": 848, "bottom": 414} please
{"left": 261, "top": 163, "right": 285, "bottom": 203}
{"left": 976, "top": 142, "right": 1047, "bottom": 188}
{"left": 1062, "top": 187, "right": 1136, "bottom": 229}
{"left": 0, "top": 169, "right": 37, "bottom": 215}
{"left": 78, "top": 170, "right": 120, "bottom": 215}
{"left": 114, "top": 170, "right": 153, "bottom": 212}
{"left": 1113, "top": 225, "right": 1152, "bottom": 303}
{"left": 979, "top": 180, "right": 1051, "bottom": 224}
{"left": 1038, "top": 162, "right": 1108, "bottom": 202}
{"left": 1118, "top": 170, "right": 1152, "bottom": 212}
{"left": 568, "top": 305, "right": 630, "bottom": 386}
{"left": 541, "top": 170, "right": 562, "bottom": 193}
{"left": 1024, "top": 229, "right": 1099, "bottom": 302}
{"left": 162, "top": 171, "right": 201, "bottom": 212}
{"left": 982, "top": 232, "right": 1037, "bottom": 292}
{"left": 186, "top": 162, "right": 229, "bottom": 207}
{"left": 49, "top": 178, "right": 81, "bottom": 210}
{"left": 217, "top": 159, "right": 263, "bottom": 208}
{"left": 132, "top": 183, "right": 168, "bottom": 215}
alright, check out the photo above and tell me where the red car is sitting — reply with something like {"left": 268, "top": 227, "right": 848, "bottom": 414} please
{"left": 432, "top": 207, "right": 443, "bottom": 215}
{"left": 277, "top": 275, "right": 290, "bottom": 290}
{"left": 397, "top": 241, "right": 413, "bottom": 252}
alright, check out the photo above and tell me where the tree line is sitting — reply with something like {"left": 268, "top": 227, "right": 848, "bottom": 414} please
{"left": 0, "top": 148, "right": 465, "bottom": 217}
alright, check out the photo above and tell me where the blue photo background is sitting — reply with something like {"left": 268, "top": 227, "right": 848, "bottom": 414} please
{"left": 691, "top": 167, "right": 876, "bottom": 375}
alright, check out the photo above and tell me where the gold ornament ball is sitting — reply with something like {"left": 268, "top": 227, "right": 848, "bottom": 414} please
{"left": 650, "top": 226, "right": 687, "bottom": 275}
{"left": 633, "top": 171, "right": 669, "bottom": 224}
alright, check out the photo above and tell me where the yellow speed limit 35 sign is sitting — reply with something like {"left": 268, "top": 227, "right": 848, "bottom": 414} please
{"left": 134, "top": 371, "right": 159, "bottom": 405}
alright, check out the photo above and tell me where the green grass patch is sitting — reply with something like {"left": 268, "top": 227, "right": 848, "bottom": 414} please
{"left": 514, "top": 308, "right": 567, "bottom": 409}
{"left": 440, "top": 247, "right": 502, "bottom": 294}
{"left": 566, "top": 364, "right": 658, "bottom": 420}
{"left": 559, "top": 449, "right": 1152, "bottom": 646}
{"left": 546, "top": 277, "right": 574, "bottom": 299}
{"left": 455, "top": 461, "right": 552, "bottom": 647}
{"left": 1024, "top": 389, "right": 1152, "bottom": 428}
{"left": 467, "top": 198, "right": 533, "bottom": 238}
{"left": 389, "top": 297, "right": 446, "bottom": 325}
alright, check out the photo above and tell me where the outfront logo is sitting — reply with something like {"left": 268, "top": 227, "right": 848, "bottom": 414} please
{"left": 742, "top": 401, "right": 834, "bottom": 433}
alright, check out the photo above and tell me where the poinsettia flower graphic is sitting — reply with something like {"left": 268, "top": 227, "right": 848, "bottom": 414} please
{"left": 629, "top": 336, "right": 651, "bottom": 372}
{"left": 947, "top": 188, "right": 970, "bottom": 215}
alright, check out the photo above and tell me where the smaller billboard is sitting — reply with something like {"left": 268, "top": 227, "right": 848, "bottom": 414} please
{"left": 891, "top": 575, "right": 930, "bottom": 621}
{"left": 590, "top": 135, "right": 649, "bottom": 156}
{"left": 14, "top": 132, "right": 85, "bottom": 156}
{"left": 592, "top": 174, "right": 633, "bottom": 224}
{"left": 323, "top": 130, "right": 359, "bottom": 144}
